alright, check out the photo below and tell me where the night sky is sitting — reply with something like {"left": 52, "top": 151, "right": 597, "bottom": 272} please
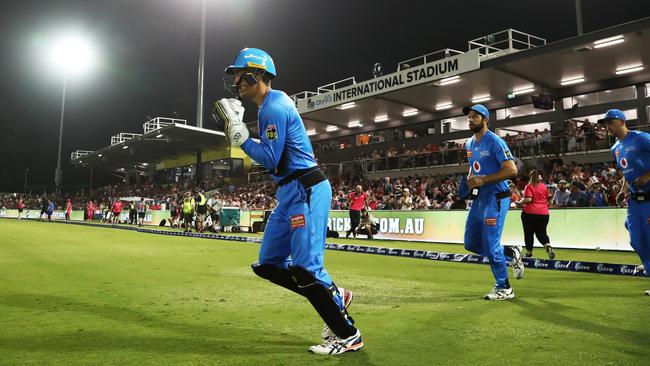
{"left": 1, "top": 0, "right": 649, "bottom": 192}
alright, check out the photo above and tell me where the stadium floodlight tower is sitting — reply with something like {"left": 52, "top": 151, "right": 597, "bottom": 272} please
{"left": 47, "top": 32, "right": 98, "bottom": 194}
{"left": 196, "top": 0, "right": 207, "bottom": 128}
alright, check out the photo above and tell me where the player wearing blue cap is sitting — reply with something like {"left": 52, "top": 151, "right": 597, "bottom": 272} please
{"left": 213, "top": 48, "right": 363, "bottom": 354}
{"left": 462, "top": 104, "right": 522, "bottom": 300}
{"left": 599, "top": 109, "right": 650, "bottom": 296}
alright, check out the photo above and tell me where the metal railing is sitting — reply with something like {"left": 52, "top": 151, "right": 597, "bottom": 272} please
{"left": 316, "top": 77, "right": 357, "bottom": 94}
{"left": 287, "top": 77, "right": 356, "bottom": 103}
{"left": 143, "top": 117, "right": 187, "bottom": 134}
{"left": 70, "top": 150, "right": 93, "bottom": 161}
{"left": 339, "top": 147, "right": 469, "bottom": 176}
{"left": 110, "top": 132, "right": 142, "bottom": 146}
{"left": 468, "top": 29, "right": 546, "bottom": 59}
{"left": 246, "top": 125, "right": 649, "bottom": 182}
{"left": 397, "top": 48, "right": 464, "bottom": 71}
{"left": 328, "top": 130, "right": 641, "bottom": 176}
{"left": 289, "top": 91, "right": 318, "bottom": 104}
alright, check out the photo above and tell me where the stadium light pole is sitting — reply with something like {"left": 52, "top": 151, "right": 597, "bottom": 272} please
{"left": 54, "top": 73, "right": 68, "bottom": 195}
{"left": 196, "top": 0, "right": 207, "bottom": 128}
{"left": 575, "top": 0, "right": 584, "bottom": 35}
{"left": 23, "top": 168, "right": 30, "bottom": 195}
{"left": 47, "top": 33, "right": 97, "bottom": 195}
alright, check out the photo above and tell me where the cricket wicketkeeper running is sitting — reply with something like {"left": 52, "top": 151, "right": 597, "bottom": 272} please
{"left": 213, "top": 47, "right": 363, "bottom": 355}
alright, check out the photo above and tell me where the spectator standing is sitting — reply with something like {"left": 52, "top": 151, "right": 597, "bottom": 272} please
{"left": 17, "top": 196, "right": 25, "bottom": 221}
{"left": 129, "top": 201, "right": 137, "bottom": 225}
{"left": 345, "top": 185, "right": 367, "bottom": 239}
{"left": 137, "top": 198, "right": 148, "bottom": 227}
{"left": 207, "top": 192, "right": 222, "bottom": 232}
{"left": 65, "top": 199, "right": 72, "bottom": 221}
{"left": 518, "top": 170, "right": 555, "bottom": 259}
{"left": 182, "top": 193, "right": 195, "bottom": 233}
{"left": 111, "top": 199, "right": 123, "bottom": 224}
{"left": 195, "top": 190, "right": 208, "bottom": 232}
{"left": 87, "top": 200, "right": 95, "bottom": 222}
{"left": 40, "top": 198, "right": 48, "bottom": 221}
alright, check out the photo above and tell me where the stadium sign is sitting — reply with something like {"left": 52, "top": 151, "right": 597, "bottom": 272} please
{"left": 297, "top": 49, "right": 480, "bottom": 113}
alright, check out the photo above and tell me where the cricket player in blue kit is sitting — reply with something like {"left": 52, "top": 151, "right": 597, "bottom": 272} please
{"left": 462, "top": 104, "right": 522, "bottom": 300}
{"left": 213, "top": 48, "right": 363, "bottom": 354}
{"left": 598, "top": 109, "right": 650, "bottom": 296}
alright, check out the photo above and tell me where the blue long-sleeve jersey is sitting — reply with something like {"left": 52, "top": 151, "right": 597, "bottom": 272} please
{"left": 240, "top": 89, "right": 317, "bottom": 182}
{"left": 611, "top": 130, "right": 650, "bottom": 193}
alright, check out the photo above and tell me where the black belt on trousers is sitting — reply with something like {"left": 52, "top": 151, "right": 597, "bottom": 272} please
{"left": 630, "top": 191, "right": 649, "bottom": 203}
{"left": 466, "top": 189, "right": 509, "bottom": 200}
{"left": 277, "top": 166, "right": 327, "bottom": 190}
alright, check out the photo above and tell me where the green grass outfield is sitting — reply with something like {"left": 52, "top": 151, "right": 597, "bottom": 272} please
{"left": 1, "top": 220, "right": 649, "bottom": 366}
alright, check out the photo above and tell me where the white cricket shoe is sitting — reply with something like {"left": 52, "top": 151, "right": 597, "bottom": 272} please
{"left": 321, "top": 287, "right": 354, "bottom": 343}
{"left": 484, "top": 286, "right": 515, "bottom": 301}
{"left": 309, "top": 329, "right": 364, "bottom": 355}
{"left": 511, "top": 246, "right": 525, "bottom": 280}
{"left": 634, "top": 265, "right": 645, "bottom": 276}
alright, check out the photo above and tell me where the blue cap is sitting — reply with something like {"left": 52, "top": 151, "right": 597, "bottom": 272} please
{"left": 597, "top": 109, "right": 626, "bottom": 124}
{"left": 463, "top": 104, "right": 489, "bottom": 119}
{"left": 225, "top": 48, "right": 276, "bottom": 78}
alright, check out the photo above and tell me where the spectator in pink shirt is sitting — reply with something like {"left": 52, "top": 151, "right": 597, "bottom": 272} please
{"left": 65, "top": 199, "right": 72, "bottom": 221}
{"left": 518, "top": 170, "right": 555, "bottom": 259}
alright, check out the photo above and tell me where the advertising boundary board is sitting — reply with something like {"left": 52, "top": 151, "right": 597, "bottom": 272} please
{"left": 7, "top": 218, "right": 643, "bottom": 278}
{"left": 1, "top": 207, "right": 634, "bottom": 251}
{"left": 327, "top": 209, "right": 633, "bottom": 251}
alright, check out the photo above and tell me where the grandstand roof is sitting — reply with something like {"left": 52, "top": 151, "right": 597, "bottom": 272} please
{"left": 70, "top": 119, "right": 226, "bottom": 172}
{"left": 294, "top": 17, "right": 650, "bottom": 139}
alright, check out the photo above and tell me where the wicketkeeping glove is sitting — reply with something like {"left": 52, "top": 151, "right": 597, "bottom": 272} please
{"left": 213, "top": 98, "right": 249, "bottom": 147}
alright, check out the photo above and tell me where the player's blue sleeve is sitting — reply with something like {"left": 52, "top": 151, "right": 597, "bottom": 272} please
{"left": 638, "top": 132, "right": 650, "bottom": 152}
{"left": 492, "top": 135, "right": 514, "bottom": 164}
{"left": 240, "top": 103, "right": 287, "bottom": 171}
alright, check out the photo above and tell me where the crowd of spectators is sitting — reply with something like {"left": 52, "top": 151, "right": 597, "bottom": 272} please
{"left": 343, "top": 121, "right": 614, "bottom": 173}
{"left": 1, "top": 157, "right": 627, "bottom": 214}
{"left": 330, "top": 159, "right": 626, "bottom": 211}
{"left": 0, "top": 176, "right": 279, "bottom": 213}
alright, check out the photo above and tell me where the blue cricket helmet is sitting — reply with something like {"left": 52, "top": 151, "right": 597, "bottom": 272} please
{"left": 225, "top": 48, "right": 276, "bottom": 78}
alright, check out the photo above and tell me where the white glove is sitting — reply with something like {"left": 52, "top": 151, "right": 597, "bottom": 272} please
{"left": 214, "top": 98, "right": 249, "bottom": 147}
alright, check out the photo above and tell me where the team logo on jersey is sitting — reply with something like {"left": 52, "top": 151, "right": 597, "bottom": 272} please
{"left": 290, "top": 214, "right": 306, "bottom": 229}
{"left": 504, "top": 149, "right": 512, "bottom": 158}
{"left": 473, "top": 161, "right": 481, "bottom": 173}
{"left": 615, "top": 149, "right": 620, "bottom": 158}
{"left": 467, "top": 150, "right": 473, "bottom": 158}
{"left": 484, "top": 218, "right": 497, "bottom": 226}
{"left": 620, "top": 157, "right": 628, "bottom": 169}
{"left": 265, "top": 124, "right": 278, "bottom": 141}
